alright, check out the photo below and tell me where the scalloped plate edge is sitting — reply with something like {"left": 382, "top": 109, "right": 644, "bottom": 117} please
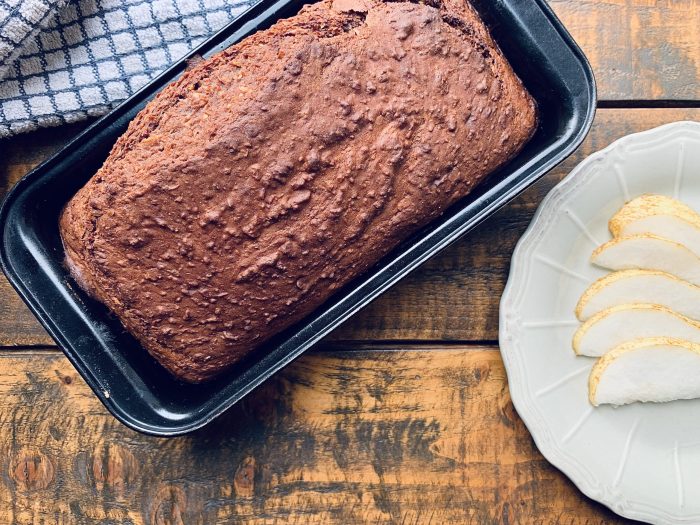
{"left": 500, "top": 120, "right": 700, "bottom": 525}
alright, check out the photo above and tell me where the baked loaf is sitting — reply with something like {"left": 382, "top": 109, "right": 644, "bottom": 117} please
{"left": 60, "top": 0, "right": 537, "bottom": 382}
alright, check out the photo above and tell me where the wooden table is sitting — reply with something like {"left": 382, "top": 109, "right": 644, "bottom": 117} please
{"left": 0, "top": 1, "right": 698, "bottom": 523}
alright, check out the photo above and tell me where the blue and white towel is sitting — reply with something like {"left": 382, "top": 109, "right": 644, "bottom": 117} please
{"left": 0, "top": 0, "right": 258, "bottom": 138}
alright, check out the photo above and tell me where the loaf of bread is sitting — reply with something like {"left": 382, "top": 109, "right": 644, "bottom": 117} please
{"left": 60, "top": 0, "right": 537, "bottom": 382}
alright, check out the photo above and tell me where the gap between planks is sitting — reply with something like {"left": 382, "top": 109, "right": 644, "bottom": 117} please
{"left": 0, "top": 341, "right": 502, "bottom": 356}
{"left": 598, "top": 100, "right": 700, "bottom": 109}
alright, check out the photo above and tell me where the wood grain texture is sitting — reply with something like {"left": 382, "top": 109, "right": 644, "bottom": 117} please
{"left": 0, "top": 124, "right": 91, "bottom": 347}
{"left": 550, "top": 0, "right": 700, "bottom": 100}
{"left": 1, "top": 109, "right": 699, "bottom": 346}
{"left": 0, "top": 347, "right": 630, "bottom": 524}
{"left": 0, "top": 2, "right": 694, "bottom": 523}
{"left": 0, "top": 123, "right": 90, "bottom": 196}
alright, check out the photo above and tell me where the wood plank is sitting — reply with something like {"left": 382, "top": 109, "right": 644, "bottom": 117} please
{"left": 0, "top": 347, "right": 631, "bottom": 524}
{"left": 0, "top": 123, "right": 90, "bottom": 196}
{"left": 549, "top": 0, "right": 700, "bottom": 101}
{"left": 1, "top": 109, "right": 699, "bottom": 346}
{"left": 0, "top": 123, "right": 91, "bottom": 347}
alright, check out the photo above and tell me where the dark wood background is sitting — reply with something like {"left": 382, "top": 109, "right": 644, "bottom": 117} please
{"left": 0, "top": 1, "right": 698, "bottom": 523}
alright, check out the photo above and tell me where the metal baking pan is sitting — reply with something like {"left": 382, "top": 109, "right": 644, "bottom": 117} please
{"left": 0, "top": 0, "right": 595, "bottom": 435}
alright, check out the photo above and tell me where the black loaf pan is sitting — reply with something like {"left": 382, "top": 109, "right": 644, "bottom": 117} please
{"left": 0, "top": 0, "right": 596, "bottom": 436}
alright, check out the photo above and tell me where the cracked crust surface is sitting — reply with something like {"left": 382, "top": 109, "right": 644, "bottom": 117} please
{"left": 60, "top": 0, "right": 537, "bottom": 382}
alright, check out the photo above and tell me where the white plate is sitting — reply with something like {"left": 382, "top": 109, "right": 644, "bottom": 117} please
{"left": 500, "top": 121, "right": 700, "bottom": 524}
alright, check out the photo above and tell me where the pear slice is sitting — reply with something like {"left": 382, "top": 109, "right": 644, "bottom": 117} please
{"left": 589, "top": 337, "right": 700, "bottom": 406}
{"left": 591, "top": 234, "right": 700, "bottom": 285}
{"left": 573, "top": 304, "right": 700, "bottom": 356}
{"left": 575, "top": 269, "right": 700, "bottom": 321}
{"left": 609, "top": 194, "right": 700, "bottom": 256}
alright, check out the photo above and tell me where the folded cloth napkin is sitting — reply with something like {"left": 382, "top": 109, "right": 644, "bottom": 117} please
{"left": 0, "top": 0, "right": 257, "bottom": 139}
{"left": 0, "top": 0, "right": 70, "bottom": 80}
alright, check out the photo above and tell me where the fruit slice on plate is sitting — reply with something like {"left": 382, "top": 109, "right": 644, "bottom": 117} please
{"left": 609, "top": 194, "right": 700, "bottom": 256}
{"left": 573, "top": 304, "right": 700, "bottom": 356}
{"left": 591, "top": 234, "right": 700, "bottom": 285}
{"left": 589, "top": 337, "right": 700, "bottom": 406}
{"left": 575, "top": 269, "right": 700, "bottom": 321}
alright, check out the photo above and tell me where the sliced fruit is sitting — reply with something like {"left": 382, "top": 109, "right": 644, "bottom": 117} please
{"left": 573, "top": 304, "right": 700, "bottom": 356}
{"left": 591, "top": 234, "right": 700, "bottom": 285}
{"left": 609, "top": 194, "right": 700, "bottom": 257}
{"left": 575, "top": 269, "right": 700, "bottom": 321}
{"left": 589, "top": 337, "right": 700, "bottom": 406}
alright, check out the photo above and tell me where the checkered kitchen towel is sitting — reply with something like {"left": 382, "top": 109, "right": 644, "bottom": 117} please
{"left": 0, "top": 0, "right": 258, "bottom": 138}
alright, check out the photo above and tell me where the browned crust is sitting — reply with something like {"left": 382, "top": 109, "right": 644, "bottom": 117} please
{"left": 60, "top": 0, "right": 537, "bottom": 382}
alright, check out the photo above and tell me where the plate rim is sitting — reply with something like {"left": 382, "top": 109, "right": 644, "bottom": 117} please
{"left": 499, "top": 120, "right": 700, "bottom": 525}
